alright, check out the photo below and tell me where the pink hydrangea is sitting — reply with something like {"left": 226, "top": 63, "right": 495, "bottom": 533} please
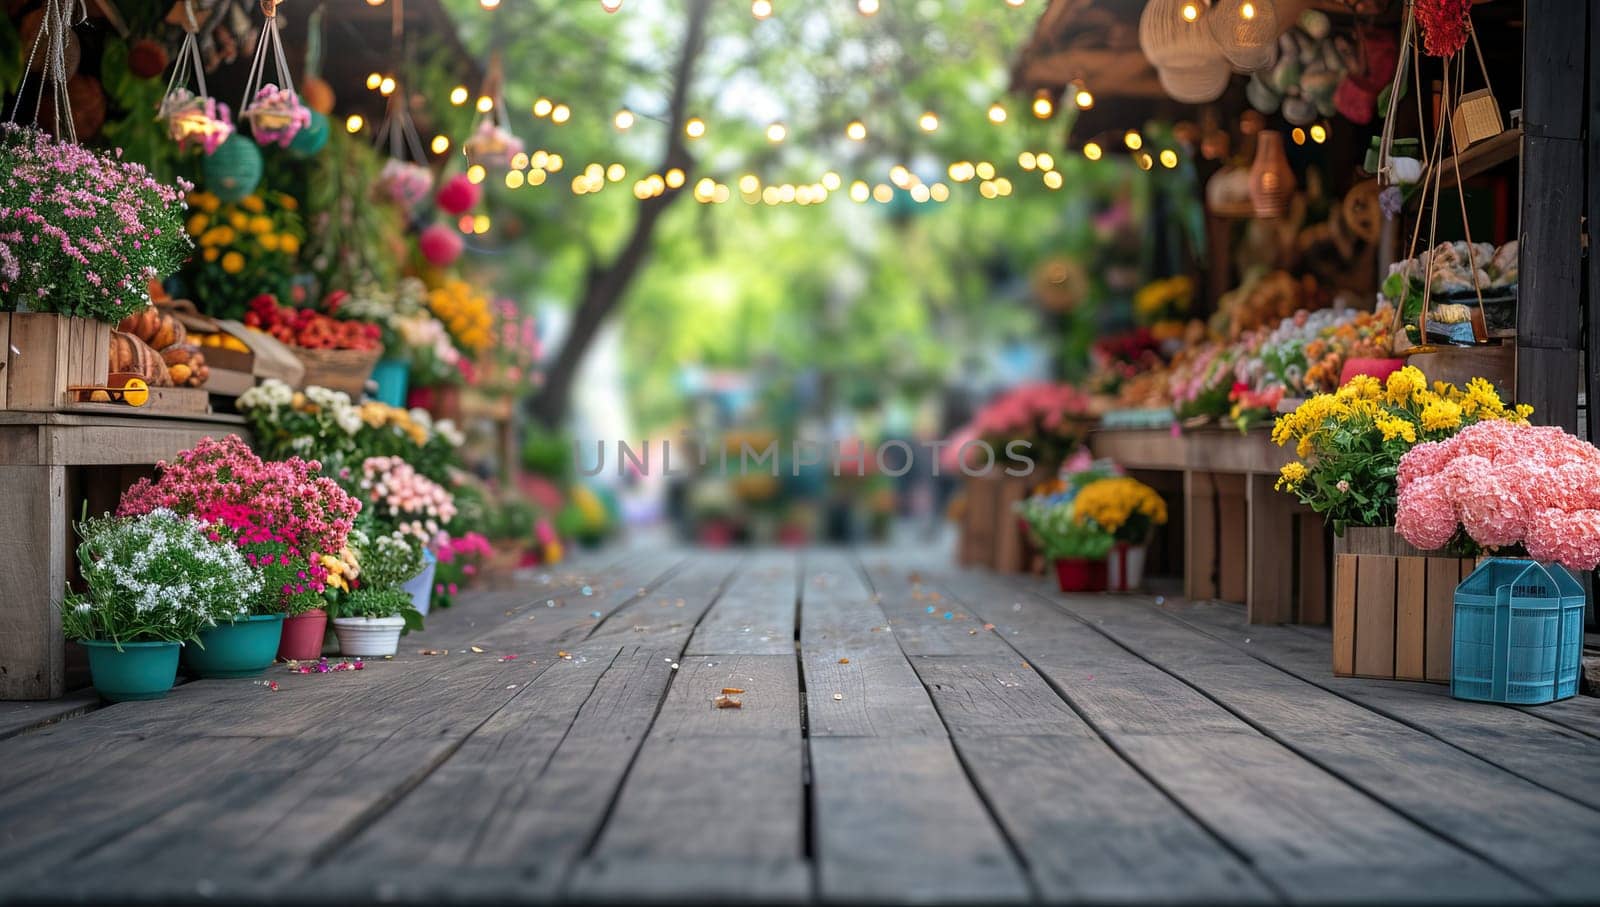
{"left": 359, "top": 456, "right": 457, "bottom": 545}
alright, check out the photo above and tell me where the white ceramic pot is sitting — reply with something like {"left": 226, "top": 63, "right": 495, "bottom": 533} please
{"left": 331, "top": 616, "right": 405, "bottom": 657}
{"left": 1106, "top": 543, "right": 1148, "bottom": 593}
{"left": 402, "top": 549, "right": 438, "bottom": 616}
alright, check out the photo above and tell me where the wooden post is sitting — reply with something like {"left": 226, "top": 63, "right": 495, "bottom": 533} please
{"left": 1246, "top": 473, "right": 1294, "bottom": 624}
{"left": 1517, "top": 0, "right": 1586, "bottom": 431}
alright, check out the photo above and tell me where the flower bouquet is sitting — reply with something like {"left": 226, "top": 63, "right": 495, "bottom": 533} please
{"left": 946, "top": 382, "right": 1095, "bottom": 476}
{"left": 1072, "top": 476, "right": 1169, "bottom": 591}
{"left": 359, "top": 455, "right": 458, "bottom": 547}
{"left": 1017, "top": 498, "right": 1113, "bottom": 593}
{"left": 326, "top": 526, "right": 425, "bottom": 656}
{"left": 242, "top": 84, "right": 312, "bottom": 148}
{"left": 159, "top": 88, "right": 234, "bottom": 155}
{"left": 64, "top": 509, "right": 261, "bottom": 700}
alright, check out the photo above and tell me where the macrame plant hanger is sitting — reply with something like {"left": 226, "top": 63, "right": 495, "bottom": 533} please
{"left": 9, "top": 0, "right": 85, "bottom": 142}
{"left": 238, "top": 0, "right": 309, "bottom": 147}
{"left": 463, "top": 51, "right": 523, "bottom": 171}
{"left": 372, "top": 0, "right": 435, "bottom": 208}
{"left": 158, "top": 0, "right": 234, "bottom": 154}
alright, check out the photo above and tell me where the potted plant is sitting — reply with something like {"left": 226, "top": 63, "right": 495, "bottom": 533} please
{"left": 64, "top": 510, "right": 260, "bottom": 701}
{"left": 1020, "top": 498, "right": 1114, "bottom": 593}
{"left": 329, "top": 528, "right": 423, "bottom": 657}
{"left": 1073, "top": 476, "right": 1169, "bottom": 592}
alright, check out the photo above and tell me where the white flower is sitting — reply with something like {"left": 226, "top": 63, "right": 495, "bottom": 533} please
{"left": 435, "top": 419, "right": 465, "bottom": 447}
{"left": 335, "top": 407, "right": 363, "bottom": 436}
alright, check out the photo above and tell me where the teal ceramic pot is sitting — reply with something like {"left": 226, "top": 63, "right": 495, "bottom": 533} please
{"left": 80, "top": 639, "right": 181, "bottom": 702}
{"left": 371, "top": 358, "right": 410, "bottom": 407}
{"left": 183, "top": 614, "right": 285, "bottom": 678}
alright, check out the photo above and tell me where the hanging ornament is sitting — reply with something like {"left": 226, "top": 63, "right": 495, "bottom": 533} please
{"left": 419, "top": 223, "right": 464, "bottom": 267}
{"left": 435, "top": 173, "right": 481, "bottom": 215}
{"left": 1208, "top": 0, "right": 1278, "bottom": 73}
{"left": 1158, "top": 59, "right": 1233, "bottom": 104}
{"left": 203, "top": 133, "right": 264, "bottom": 202}
{"left": 298, "top": 6, "right": 335, "bottom": 114}
{"left": 239, "top": 0, "right": 312, "bottom": 148}
{"left": 1139, "top": 0, "right": 1222, "bottom": 71}
{"left": 370, "top": 0, "right": 435, "bottom": 209}
{"left": 1414, "top": 0, "right": 1471, "bottom": 57}
{"left": 288, "top": 108, "right": 329, "bottom": 156}
{"left": 127, "top": 39, "right": 169, "bottom": 80}
{"left": 1247, "top": 130, "right": 1296, "bottom": 218}
{"left": 463, "top": 53, "right": 524, "bottom": 170}
{"left": 158, "top": 1, "right": 233, "bottom": 155}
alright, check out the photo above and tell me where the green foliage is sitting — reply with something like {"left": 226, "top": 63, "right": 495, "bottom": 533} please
{"left": 354, "top": 529, "right": 426, "bottom": 591}
{"left": 1018, "top": 500, "right": 1114, "bottom": 561}
{"left": 522, "top": 427, "right": 574, "bottom": 480}
{"left": 336, "top": 588, "right": 422, "bottom": 632}
{"left": 303, "top": 128, "right": 405, "bottom": 293}
{"left": 63, "top": 511, "right": 261, "bottom": 644}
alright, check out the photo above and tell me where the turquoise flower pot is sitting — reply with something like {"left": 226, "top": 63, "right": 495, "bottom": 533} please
{"left": 183, "top": 614, "right": 285, "bottom": 678}
{"left": 80, "top": 639, "right": 180, "bottom": 702}
{"left": 371, "top": 359, "right": 410, "bottom": 407}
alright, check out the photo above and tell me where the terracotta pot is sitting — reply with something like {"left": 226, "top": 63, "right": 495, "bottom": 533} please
{"left": 278, "top": 608, "right": 329, "bottom": 662}
{"left": 1248, "top": 131, "right": 1296, "bottom": 218}
{"left": 1054, "top": 557, "right": 1108, "bottom": 593}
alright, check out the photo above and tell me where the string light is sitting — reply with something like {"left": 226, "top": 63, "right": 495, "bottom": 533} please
{"left": 974, "top": 161, "right": 995, "bottom": 180}
{"left": 714, "top": 185, "right": 731, "bottom": 204}
{"left": 888, "top": 164, "right": 912, "bottom": 188}
{"left": 918, "top": 111, "right": 939, "bottom": 132}
{"left": 430, "top": 134, "right": 450, "bottom": 154}
{"left": 378, "top": 76, "right": 396, "bottom": 96}
{"left": 449, "top": 86, "right": 469, "bottom": 106}
{"left": 994, "top": 177, "right": 1013, "bottom": 196}
{"left": 849, "top": 181, "right": 870, "bottom": 202}
{"left": 1074, "top": 85, "right": 1094, "bottom": 110}
{"left": 739, "top": 173, "right": 760, "bottom": 194}
{"left": 1032, "top": 89, "right": 1054, "bottom": 119}
{"left": 821, "top": 171, "right": 842, "bottom": 191}
{"left": 551, "top": 104, "right": 571, "bottom": 124}
{"left": 766, "top": 122, "right": 788, "bottom": 143}
{"left": 365, "top": 0, "right": 385, "bottom": 5}
{"left": 1291, "top": 127, "right": 1306, "bottom": 145}
{"left": 1181, "top": 1, "right": 1200, "bottom": 20}
{"left": 1309, "top": 123, "right": 1327, "bottom": 144}
{"left": 505, "top": 170, "right": 524, "bottom": 189}
{"left": 511, "top": 152, "right": 529, "bottom": 169}
{"left": 694, "top": 177, "right": 717, "bottom": 201}
{"left": 365, "top": 72, "right": 383, "bottom": 91}
{"left": 910, "top": 184, "right": 930, "bottom": 203}
{"left": 458, "top": 215, "right": 473, "bottom": 233}
{"left": 987, "top": 103, "right": 1007, "bottom": 124}
{"left": 480, "top": 0, "right": 500, "bottom": 9}
{"left": 601, "top": 0, "right": 622, "bottom": 11}
{"left": 685, "top": 117, "right": 706, "bottom": 139}
{"left": 1124, "top": 130, "right": 1143, "bottom": 150}
{"left": 1242, "top": 0, "right": 1256, "bottom": 17}
{"left": 532, "top": 150, "right": 549, "bottom": 168}
{"left": 857, "top": 0, "right": 879, "bottom": 12}
{"left": 614, "top": 108, "right": 635, "bottom": 130}
{"left": 979, "top": 180, "right": 998, "bottom": 199}
{"left": 1043, "top": 170, "right": 1063, "bottom": 189}
{"left": 344, "top": 114, "right": 364, "bottom": 133}
{"left": 467, "top": 164, "right": 486, "bottom": 184}
{"left": 1083, "top": 141, "right": 1102, "bottom": 161}
{"left": 476, "top": 95, "right": 494, "bottom": 113}
{"left": 1018, "top": 151, "right": 1037, "bottom": 171}
{"left": 1005, "top": 0, "right": 1026, "bottom": 6}
{"left": 533, "top": 97, "right": 553, "bottom": 117}
{"left": 872, "top": 184, "right": 893, "bottom": 203}
{"left": 607, "top": 163, "right": 627, "bottom": 181}
{"left": 1159, "top": 149, "right": 1178, "bottom": 168}
{"left": 547, "top": 154, "right": 564, "bottom": 172}
{"left": 665, "top": 168, "right": 685, "bottom": 189}
{"left": 1137, "top": 152, "right": 1154, "bottom": 170}
{"left": 929, "top": 183, "right": 950, "bottom": 202}
{"left": 845, "top": 120, "right": 867, "bottom": 141}
{"left": 528, "top": 168, "right": 547, "bottom": 186}
{"left": 1037, "top": 152, "right": 1054, "bottom": 171}
{"left": 751, "top": 0, "right": 773, "bottom": 19}
{"left": 948, "top": 161, "right": 975, "bottom": 182}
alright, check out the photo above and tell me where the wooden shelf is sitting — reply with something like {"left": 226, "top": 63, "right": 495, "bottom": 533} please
{"left": 1436, "top": 128, "right": 1521, "bottom": 188}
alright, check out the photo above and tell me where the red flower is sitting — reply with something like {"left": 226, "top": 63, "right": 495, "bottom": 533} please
{"left": 1415, "top": 0, "right": 1472, "bottom": 57}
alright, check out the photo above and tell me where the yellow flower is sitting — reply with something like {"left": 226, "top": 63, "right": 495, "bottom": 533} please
{"left": 1342, "top": 374, "right": 1382, "bottom": 401}
{"left": 1376, "top": 416, "right": 1417, "bottom": 444}
{"left": 1297, "top": 436, "right": 1314, "bottom": 459}
{"left": 279, "top": 234, "right": 300, "bottom": 255}
{"left": 1276, "top": 461, "right": 1308, "bottom": 492}
{"left": 240, "top": 195, "right": 266, "bottom": 213}
{"left": 1072, "top": 477, "right": 1168, "bottom": 535}
{"left": 1384, "top": 365, "right": 1426, "bottom": 405}
{"left": 190, "top": 191, "right": 220, "bottom": 213}
{"left": 248, "top": 215, "right": 274, "bottom": 235}
{"left": 220, "top": 251, "right": 246, "bottom": 274}
{"left": 258, "top": 233, "right": 280, "bottom": 252}
{"left": 1513, "top": 403, "right": 1534, "bottom": 422}
{"left": 213, "top": 225, "right": 237, "bottom": 246}
{"left": 187, "top": 213, "right": 209, "bottom": 236}
{"left": 278, "top": 193, "right": 299, "bottom": 211}
{"left": 1419, "top": 399, "right": 1463, "bottom": 432}
{"left": 228, "top": 211, "right": 249, "bottom": 230}
{"left": 203, "top": 247, "right": 220, "bottom": 262}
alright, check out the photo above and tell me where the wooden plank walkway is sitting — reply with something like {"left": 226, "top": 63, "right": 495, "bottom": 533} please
{"left": 2, "top": 547, "right": 1600, "bottom": 904}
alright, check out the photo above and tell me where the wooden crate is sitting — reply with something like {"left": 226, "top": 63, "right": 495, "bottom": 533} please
{"left": 1332, "top": 527, "right": 1476, "bottom": 682}
{"left": 2, "top": 314, "right": 110, "bottom": 412}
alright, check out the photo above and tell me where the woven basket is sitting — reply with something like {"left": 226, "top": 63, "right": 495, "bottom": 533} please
{"left": 291, "top": 346, "right": 382, "bottom": 397}
{"left": 1452, "top": 89, "right": 1502, "bottom": 155}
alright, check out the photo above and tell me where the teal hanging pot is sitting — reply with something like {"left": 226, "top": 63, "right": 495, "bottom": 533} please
{"left": 183, "top": 614, "right": 285, "bottom": 678}
{"left": 80, "top": 639, "right": 181, "bottom": 702}
{"left": 288, "top": 109, "right": 329, "bottom": 157}
{"left": 203, "top": 135, "right": 263, "bottom": 203}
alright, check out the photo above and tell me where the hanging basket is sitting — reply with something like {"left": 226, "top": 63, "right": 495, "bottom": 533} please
{"left": 157, "top": 1, "right": 233, "bottom": 155}
{"left": 238, "top": 0, "right": 311, "bottom": 148}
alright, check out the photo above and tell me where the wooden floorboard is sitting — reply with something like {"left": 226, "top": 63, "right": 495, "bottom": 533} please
{"left": 1, "top": 547, "right": 1598, "bottom": 904}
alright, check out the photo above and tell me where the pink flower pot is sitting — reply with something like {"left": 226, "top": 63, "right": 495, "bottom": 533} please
{"left": 1339, "top": 357, "right": 1407, "bottom": 387}
{"left": 1054, "top": 558, "right": 1108, "bottom": 593}
{"left": 277, "top": 608, "right": 328, "bottom": 662}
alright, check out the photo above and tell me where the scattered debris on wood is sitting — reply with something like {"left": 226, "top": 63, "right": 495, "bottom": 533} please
{"left": 713, "top": 694, "right": 742, "bottom": 709}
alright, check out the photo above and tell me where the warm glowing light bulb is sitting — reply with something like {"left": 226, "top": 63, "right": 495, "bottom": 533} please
{"left": 1018, "top": 151, "right": 1037, "bottom": 171}
{"left": 1006, "top": 0, "right": 1025, "bottom": 6}
{"left": 546, "top": 153, "right": 564, "bottom": 172}
{"left": 845, "top": 120, "right": 867, "bottom": 141}
{"left": 505, "top": 170, "right": 525, "bottom": 189}
{"left": 365, "top": 0, "right": 385, "bottom": 5}
{"left": 600, "top": 0, "right": 622, "bottom": 11}
{"left": 979, "top": 180, "right": 997, "bottom": 199}
{"left": 1240, "top": 1, "right": 1256, "bottom": 18}
{"left": 614, "top": 108, "right": 634, "bottom": 130}
{"left": 551, "top": 104, "right": 571, "bottom": 124}
{"left": 607, "top": 163, "right": 626, "bottom": 181}
{"left": 532, "top": 97, "right": 553, "bottom": 117}
{"left": 739, "top": 174, "right": 759, "bottom": 193}
{"left": 1032, "top": 90, "right": 1053, "bottom": 119}
{"left": 1137, "top": 152, "right": 1153, "bottom": 170}
{"left": 850, "top": 181, "right": 870, "bottom": 202}
{"left": 888, "top": 164, "right": 911, "bottom": 187}
{"left": 476, "top": 95, "right": 494, "bottom": 113}
{"left": 450, "top": 86, "right": 469, "bottom": 106}
{"left": 467, "top": 164, "right": 486, "bottom": 184}
{"left": 1037, "top": 152, "right": 1054, "bottom": 171}
{"left": 1181, "top": 2, "right": 1199, "bottom": 20}
{"left": 665, "top": 168, "right": 685, "bottom": 189}
{"left": 1074, "top": 88, "right": 1094, "bottom": 110}
{"left": 858, "top": 0, "right": 879, "bottom": 12}
{"left": 510, "top": 152, "right": 529, "bottom": 169}
{"left": 1043, "top": 170, "right": 1063, "bottom": 189}
{"left": 344, "top": 114, "right": 364, "bottom": 133}
{"left": 1083, "top": 141, "right": 1102, "bottom": 161}
{"left": 366, "top": 72, "right": 383, "bottom": 90}
{"left": 995, "top": 177, "right": 1013, "bottom": 196}
{"left": 910, "top": 184, "right": 930, "bottom": 203}
{"left": 378, "top": 76, "right": 396, "bottom": 96}
{"left": 766, "top": 122, "right": 787, "bottom": 143}
{"left": 918, "top": 111, "right": 939, "bottom": 132}
{"left": 975, "top": 161, "right": 995, "bottom": 180}
{"left": 929, "top": 183, "right": 949, "bottom": 202}
{"left": 1291, "top": 127, "right": 1306, "bottom": 145}
{"left": 987, "top": 103, "right": 1007, "bottom": 124}
{"left": 1309, "top": 123, "right": 1327, "bottom": 144}
{"left": 1124, "top": 130, "right": 1142, "bottom": 150}
{"left": 751, "top": 0, "right": 773, "bottom": 18}
{"left": 1159, "top": 149, "right": 1178, "bottom": 168}
{"left": 430, "top": 134, "right": 450, "bottom": 154}
{"left": 685, "top": 117, "right": 706, "bottom": 139}
{"left": 528, "top": 168, "right": 547, "bottom": 186}
{"left": 473, "top": 214, "right": 490, "bottom": 233}
{"left": 822, "top": 171, "right": 842, "bottom": 191}
{"left": 872, "top": 184, "right": 893, "bottom": 203}
{"left": 480, "top": 0, "right": 500, "bottom": 9}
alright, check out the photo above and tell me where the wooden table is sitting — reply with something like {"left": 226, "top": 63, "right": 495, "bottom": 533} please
{"left": 0, "top": 411, "right": 249, "bottom": 699}
{"left": 1090, "top": 427, "right": 1328, "bottom": 626}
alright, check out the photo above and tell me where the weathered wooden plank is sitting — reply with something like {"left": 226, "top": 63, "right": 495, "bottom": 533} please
{"left": 686, "top": 552, "right": 797, "bottom": 656}
{"left": 1353, "top": 554, "right": 1396, "bottom": 678}
{"left": 1332, "top": 553, "right": 1357, "bottom": 675}
{"left": 863, "top": 561, "right": 1008, "bottom": 656}
{"left": 910, "top": 655, "right": 1093, "bottom": 738}
{"left": 801, "top": 653, "right": 944, "bottom": 737}
{"left": 799, "top": 552, "right": 900, "bottom": 657}
{"left": 1395, "top": 557, "right": 1427, "bottom": 681}
{"left": 809, "top": 736, "right": 1032, "bottom": 903}
{"left": 0, "top": 692, "right": 98, "bottom": 740}
{"left": 1425, "top": 557, "right": 1458, "bottom": 682}
{"left": 1184, "top": 470, "right": 1219, "bottom": 600}
{"left": 1216, "top": 473, "right": 1249, "bottom": 603}
{"left": 0, "top": 464, "right": 68, "bottom": 699}
{"left": 1246, "top": 472, "right": 1294, "bottom": 624}
{"left": 647, "top": 654, "right": 799, "bottom": 738}
{"left": 590, "top": 555, "right": 740, "bottom": 647}
{"left": 1297, "top": 511, "right": 1329, "bottom": 625}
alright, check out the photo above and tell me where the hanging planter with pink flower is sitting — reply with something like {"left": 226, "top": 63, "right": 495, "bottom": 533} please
{"left": 237, "top": 0, "right": 311, "bottom": 148}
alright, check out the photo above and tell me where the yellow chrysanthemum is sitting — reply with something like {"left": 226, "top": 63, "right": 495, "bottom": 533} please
{"left": 1384, "top": 365, "right": 1426, "bottom": 405}
{"left": 1513, "top": 403, "right": 1534, "bottom": 422}
{"left": 190, "top": 191, "right": 220, "bottom": 213}
{"left": 240, "top": 195, "right": 266, "bottom": 213}
{"left": 1376, "top": 416, "right": 1417, "bottom": 444}
{"left": 248, "top": 215, "right": 274, "bottom": 235}
{"left": 1419, "top": 399, "right": 1463, "bottom": 432}
{"left": 278, "top": 193, "right": 299, "bottom": 211}
{"left": 220, "top": 251, "right": 246, "bottom": 275}
{"left": 213, "top": 225, "right": 237, "bottom": 246}
{"left": 1276, "top": 461, "right": 1308, "bottom": 492}
{"left": 279, "top": 234, "right": 300, "bottom": 256}
{"left": 258, "top": 233, "right": 280, "bottom": 252}
{"left": 202, "top": 247, "right": 220, "bottom": 262}
{"left": 228, "top": 211, "right": 249, "bottom": 230}
{"left": 187, "top": 213, "right": 209, "bottom": 236}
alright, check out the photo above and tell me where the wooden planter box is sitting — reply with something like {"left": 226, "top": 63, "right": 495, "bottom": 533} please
{"left": 1, "top": 314, "right": 110, "bottom": 412}
{"left": 958, "top": 473, "right": 1033, "bottom": 573}
{"left": 1332, "top": 527, "right": 1476, "bottom": 682}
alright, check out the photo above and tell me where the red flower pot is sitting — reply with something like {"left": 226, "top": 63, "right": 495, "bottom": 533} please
{"left": 1339, "top": 357, "right": 1407, "bottom": 387}
{"left": 277, "top": 608, "right": 329, "bottom": 662}
{"left": 1054, "top": 558, "right": 1108, "bottom": 593}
